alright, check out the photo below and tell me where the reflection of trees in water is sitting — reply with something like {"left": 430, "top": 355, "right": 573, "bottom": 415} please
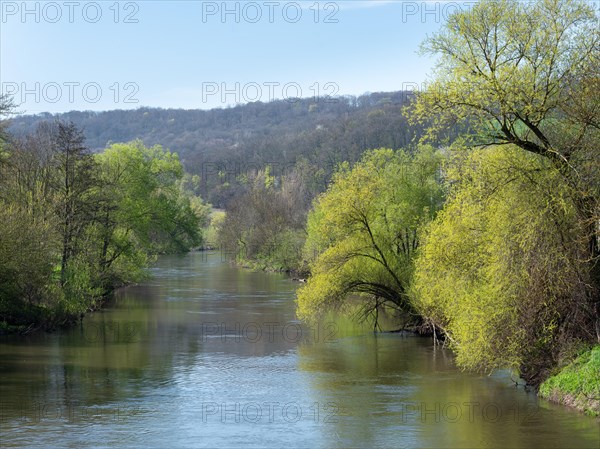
{"left": 296, "top": 328, "right": 539, "bottom": 448}
{"left": 297, "top": 325, "right": 599, "bottom": 448}
{"left": 0, "top": 252, "right": 298, "bottom": 424}
{"left": 2, "top": 253, "right": 598, "bottom": 448}
{"left": 296, "top": 332, "right": 432, "bottom": 447}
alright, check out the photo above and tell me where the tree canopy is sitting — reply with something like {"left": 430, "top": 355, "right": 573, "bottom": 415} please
{"left": 297, "top": 146, "right": 444, "bottom": 327}
{"left": 413, "top": 146, "right": 594, "bottom": 383}
{"left": 407, "top": 0, "right": 599, "bottom": 164}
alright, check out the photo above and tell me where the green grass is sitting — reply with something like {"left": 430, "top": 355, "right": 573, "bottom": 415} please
{"left": 539, "top": 345, "right": 600, "bottom": 416}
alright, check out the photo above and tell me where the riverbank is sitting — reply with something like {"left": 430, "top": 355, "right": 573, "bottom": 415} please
{"left": 220, "top": 252, "right": 309, "bottom": 280}
{"left": 0, "top": 290, "right": 116, "bottom": 335}
{"left": 539, "top": 346, "right": 600, "bottom": 417}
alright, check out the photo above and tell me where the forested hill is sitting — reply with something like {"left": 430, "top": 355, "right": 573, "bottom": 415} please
{"left": 8, "top": 91, "right": 455, "bottom": 205}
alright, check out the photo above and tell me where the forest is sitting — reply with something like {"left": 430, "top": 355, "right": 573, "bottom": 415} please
{"left": 8, "top": 91, "right": 462, "bottom": 207}
{"left": 1, "top": 0, "right": 598, "bottom": 416}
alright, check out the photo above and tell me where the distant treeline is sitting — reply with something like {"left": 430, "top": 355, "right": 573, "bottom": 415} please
{"left": 9, "top": 92, "right": 461, "bottom": 206}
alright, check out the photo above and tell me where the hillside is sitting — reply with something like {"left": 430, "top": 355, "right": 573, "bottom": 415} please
{"left": 8, "top": 92, "right": 454, "bottom": 206}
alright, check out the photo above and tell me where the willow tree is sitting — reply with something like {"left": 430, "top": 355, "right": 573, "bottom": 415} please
{"left": 407, "top": 0, "right": 599, "bottom": 338}
{"left": 408, "top": 0, "right": 599, "bottom": 237}
{"left": 413, "top": 146, "right": 596, "bottom": 384}
{"left": 408, "top": 0, "right": 598, "bottom": 157}
{"left": 296, "top": 146, "right": 444, "bottom": 328}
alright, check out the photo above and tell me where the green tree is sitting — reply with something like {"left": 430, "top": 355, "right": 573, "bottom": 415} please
{"left": 94, "top": 141, "right": 205, "bottom": 286}
{"left": 405, "top": 0, "right": 599, "bottom": 380}
{"left": 296, "top": 146, "right": 444, "bottom": 328}
{"left": 413, "top": 146, "right": 594, "bottom": 384}
{"left": 407, "top": 0, "right": 598, "bottom": 159}
{"left": 406, "top": 0, "right": 599, "bottom": 267}
{"left": 0, "top": 203, "right": 57, "bottom": 325}
{"left": 0, "top": 118, "right": 64, "bottom": 323}
{"left": 51, "top": 122, "right": 99, "bottom": 287}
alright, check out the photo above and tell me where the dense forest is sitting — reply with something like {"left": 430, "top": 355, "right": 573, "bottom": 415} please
{"left": 8, "top": 92, "right": 461, "bottom": 207}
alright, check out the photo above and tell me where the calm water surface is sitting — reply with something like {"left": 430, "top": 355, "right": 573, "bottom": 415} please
{"left": 1, "top": 252, "right": 598, "bottom": 448}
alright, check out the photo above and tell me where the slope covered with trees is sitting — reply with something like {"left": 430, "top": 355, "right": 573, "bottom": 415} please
{"left": 8, "top": 92, "right": 453, "bottom": 206}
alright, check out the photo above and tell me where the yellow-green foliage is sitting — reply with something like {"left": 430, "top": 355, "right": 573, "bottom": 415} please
{"left": 0, "top": 204, "right": 58, "bottom": 321}
{"left": 406, "top": 0, "right": 598, "bottom": 150}
{"left": 297, "top": 146, "right": 444, "bottom": 322}
{"left": 204, "top": 209, "right": 225, "bottom": 248}
{"left": 413, "top": 146, "right": 585, "bottom": 373}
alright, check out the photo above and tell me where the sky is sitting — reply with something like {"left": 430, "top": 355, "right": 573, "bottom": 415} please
{"left": 0, "top": 0, "right": 478, "bottom": 114}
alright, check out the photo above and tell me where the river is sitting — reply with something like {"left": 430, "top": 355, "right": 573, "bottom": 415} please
{"left": 0, "top": 252, "right": 598, "bottom": 448}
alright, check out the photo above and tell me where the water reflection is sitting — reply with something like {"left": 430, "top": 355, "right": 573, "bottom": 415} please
{"left": 0, "top": 252, "right": 598, "bottom": 448}
{"left": 298, "top": 327, "right": 599, "bottom": 449}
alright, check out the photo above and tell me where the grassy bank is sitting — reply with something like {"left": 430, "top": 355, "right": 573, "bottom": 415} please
{"left": 539, "top": 346, "right": 600, "bottom": 416}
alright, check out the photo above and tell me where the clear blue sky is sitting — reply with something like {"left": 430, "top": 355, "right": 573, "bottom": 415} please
{"left": 0, "top": 1, "right": 468, "bottom": 114}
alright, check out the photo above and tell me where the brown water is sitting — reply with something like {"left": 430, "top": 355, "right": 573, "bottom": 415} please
{"left": 1, "top": 252, "right": 598, "bottom": 448}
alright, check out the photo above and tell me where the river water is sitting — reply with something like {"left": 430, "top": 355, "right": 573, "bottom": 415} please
{"left": 0, "top": 252, "right": 598, "bottom": 448}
